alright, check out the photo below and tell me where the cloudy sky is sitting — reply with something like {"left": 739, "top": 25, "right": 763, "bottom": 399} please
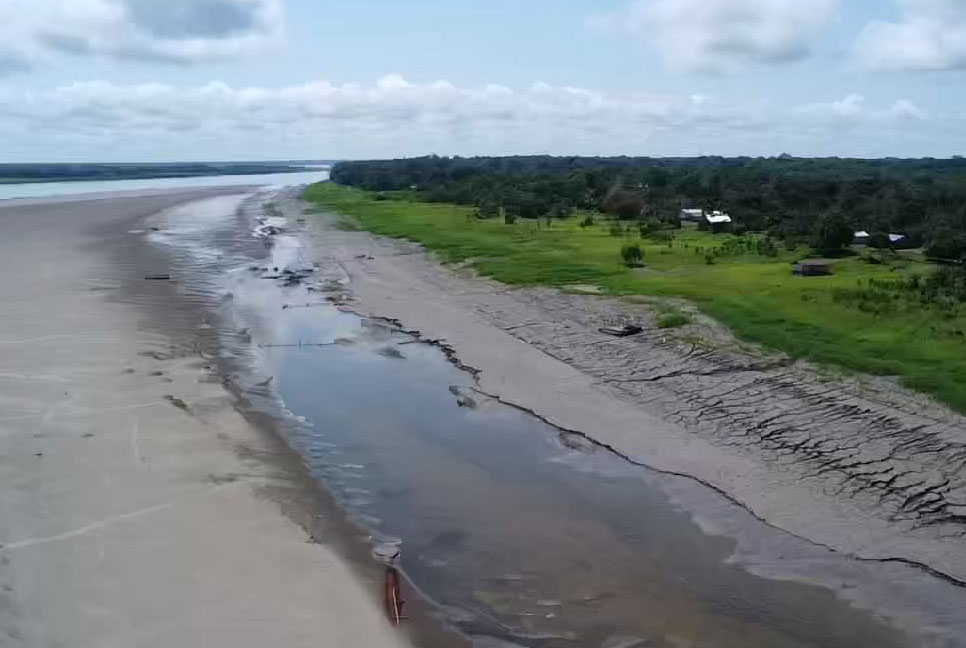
{"left": 0, "top": 0, "right": 963, "bottom": 161}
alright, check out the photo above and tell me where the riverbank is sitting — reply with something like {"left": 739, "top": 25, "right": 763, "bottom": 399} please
{"left": 0, "top": 190, "right": 409, "bottom": 648}
{"left": 300, "top": 184, "right": 966, "bottom": 587}
{"left": 303, "top": 183, "right": 966, "bottom": 413}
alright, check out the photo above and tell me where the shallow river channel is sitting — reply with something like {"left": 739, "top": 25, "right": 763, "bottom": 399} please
{"left": 142, "top": 188, "right": 966, "bottom": 648}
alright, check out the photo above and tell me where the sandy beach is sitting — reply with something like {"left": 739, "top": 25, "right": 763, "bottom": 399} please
{"left": 0, "top": 190, "right": 410, "bottom": 648}
{"left": 294, "top": 195, "right": 966, "bottom": 587}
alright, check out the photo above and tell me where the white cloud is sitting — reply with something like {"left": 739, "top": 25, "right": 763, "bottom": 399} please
{"left": 879, "top": 99, "right": 928, "bottom": 120}
{"left": 0, "top": 0, "right": 282, "bottom": 71}
{"left": 801, "top": 93, "right": 866, "bottom": 119}
{"left": 854, "top": 0, "right": 966, "bottom": 71}
{"left": 0, "top": 78, "right": 955, "bottom": 161}
{"left": 798, "top": 94, "right": 927, "bottom": 122}
{"left": 590, "top": 0, "right": 839, "bottom": 73}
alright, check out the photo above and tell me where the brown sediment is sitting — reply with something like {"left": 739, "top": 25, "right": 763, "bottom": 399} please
{"left": 295, "top": 196, "right": 966, "bottom": 587}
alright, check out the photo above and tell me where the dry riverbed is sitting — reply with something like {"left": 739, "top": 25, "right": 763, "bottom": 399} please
{"left": 294, "top": 195, "right": 966, "bottom": 587}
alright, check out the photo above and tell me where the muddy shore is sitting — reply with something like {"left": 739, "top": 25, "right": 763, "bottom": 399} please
{"left": 294, "top": 193, "right": 966, "bottom": 587}
{"left": 6, "top": 185, "right": 961, "bottom": 647}
{"left": 0, "top": 189, "right": 411, "bottom": 648}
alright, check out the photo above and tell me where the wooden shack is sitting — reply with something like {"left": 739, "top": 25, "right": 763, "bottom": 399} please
{"left": 793, "top": 260, "right": 832, "bottom": 276}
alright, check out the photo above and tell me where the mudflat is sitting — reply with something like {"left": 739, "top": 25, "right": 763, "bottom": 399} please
{"left": 296, "top": 195, "right": 966, "bottom": 587}
{"left": 0, "top": 191, "right": 408, "bottom": 648}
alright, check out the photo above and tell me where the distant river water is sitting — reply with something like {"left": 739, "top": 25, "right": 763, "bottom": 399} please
{"left": 0, "top": 168, "right": 329, "bottom": 201}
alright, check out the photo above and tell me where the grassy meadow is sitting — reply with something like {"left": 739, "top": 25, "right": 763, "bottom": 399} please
{"left": 303, "top": 182, "right": 966, "bottom": 412}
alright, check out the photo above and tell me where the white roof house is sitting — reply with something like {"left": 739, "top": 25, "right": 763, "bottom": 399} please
{"left": 680, "top": 209, "right": 732, "bottom": 225}
{"left": 705, "top": 211, "right": 732, "bottom": 225}
{"left": 854, "top": 231, "right": 907, "bottom": 245}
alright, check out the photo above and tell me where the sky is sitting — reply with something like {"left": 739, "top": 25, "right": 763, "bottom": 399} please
{"left": 0, "top": 0, "right": 963, "bottom": 161}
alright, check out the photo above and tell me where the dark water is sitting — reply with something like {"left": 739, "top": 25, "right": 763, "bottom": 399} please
{"left": 145, "top": 190, "right": 965, "bottom": 648}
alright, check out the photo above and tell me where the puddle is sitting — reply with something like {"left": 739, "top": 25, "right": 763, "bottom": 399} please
{"left": 143, "top": 189, "right": 966, "bottom": 648}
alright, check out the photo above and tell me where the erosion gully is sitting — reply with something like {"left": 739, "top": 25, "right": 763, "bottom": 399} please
{"left": 144, "top": 188, "right": 966, "bottom": 648}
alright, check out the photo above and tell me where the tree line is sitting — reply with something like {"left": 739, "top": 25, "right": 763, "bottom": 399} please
{"left": 330, "top": 155, "right": 966, "bottom": 261}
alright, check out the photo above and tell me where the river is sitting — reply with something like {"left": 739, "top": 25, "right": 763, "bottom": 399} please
{"left": 0, "top": 169, "right": 329, "bottom": 201}
{"left": 127, "top": 184, "right": 966, "bottom": 648}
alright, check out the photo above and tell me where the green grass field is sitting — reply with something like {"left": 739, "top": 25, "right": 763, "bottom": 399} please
{"left": 304, "top": 182, "right": 966, "bottom": 413}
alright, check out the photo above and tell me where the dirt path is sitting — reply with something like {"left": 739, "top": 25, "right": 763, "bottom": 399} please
{"left": 297, "top": 197, "right": 966, "bottom": 587}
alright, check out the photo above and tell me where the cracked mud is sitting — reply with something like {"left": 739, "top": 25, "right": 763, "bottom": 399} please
{"left": 291, "top": 194, "right": 966, "bottom": 585}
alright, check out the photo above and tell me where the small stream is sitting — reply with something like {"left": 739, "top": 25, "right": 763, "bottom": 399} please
{"left": 147, "top": 189, "right": 966, "bottom": 648}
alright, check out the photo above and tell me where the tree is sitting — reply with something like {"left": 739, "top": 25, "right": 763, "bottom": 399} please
{"left": 926, "top": 230, "right": 966, "bottom": 262}
{"left": 329, "top": 156, "right": 966, "bottom": 251}
{"left": 602, "top": 190, "right": 646, "bottom": 220}
{"left": 867, "top": 231, "right": 892, "bottom": 249}
{"left": 548, "top": 201, "right": 574, "bottom": 219}
{"left": 621, "top": 244, "right": 644, "bottom": 267}
{"left": 812, "top": 210, "right": 853, "bottom": 252}
{"left": 478, "top": 197, "right": 500, "bottom": 219}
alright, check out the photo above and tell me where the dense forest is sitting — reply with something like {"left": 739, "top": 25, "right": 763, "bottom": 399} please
{"left": 331, "top": 155, "right": 966, "bottom": 261}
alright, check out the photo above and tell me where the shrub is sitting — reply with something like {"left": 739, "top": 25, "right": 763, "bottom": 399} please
{"left": 637, "top": 219, "right": 662, "bottom": 238}
{"left": 621, "top": 244, "right": 644, "bottom": 267}
{"left": 579, "top": 215, "right": 595, "bottom": 228}
{"left": 756, "top": 236, "right": 779, "bottom": 257}
{"left": 647, "top": 230, "right": 675, "bottom": 245}
{"left": 478, "top": 199, "right": 500, "bottom": 219}
{"left": 657, "top": 312, "right": 691, "bottom": 328}
{"left": 867, "top": 231, "right": 892, "bottom": 249}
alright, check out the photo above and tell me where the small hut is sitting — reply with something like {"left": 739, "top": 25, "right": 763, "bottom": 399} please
{"left": 793, "top": 260, "right": 832, "bottom": 276}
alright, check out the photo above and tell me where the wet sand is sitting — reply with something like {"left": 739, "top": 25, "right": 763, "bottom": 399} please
{"left": 0, "top": 191, "right": 410, "bottom": 648}
{"left": 296, "top": 195, "right": 966, "bottom": 587}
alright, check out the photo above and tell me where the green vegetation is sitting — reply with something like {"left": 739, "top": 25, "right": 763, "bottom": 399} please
{"left": 331, "top": 155, "right": 966, "bottom": 260}
{"left": 656, "top": 311, "right": 692, "bottom": 329}
{"left": 303, "top": 181, "right": 966, "bottom": 413}
{"left": 620, "top": 244, "right": 644, "bottom": 267}
{"left": 811, "top": 211, "right": 855, "bottom": 254}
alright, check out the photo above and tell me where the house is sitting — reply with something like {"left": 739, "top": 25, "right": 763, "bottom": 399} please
{"left": 854, "top": 231, "right": 908, "bottom": 247}
{"left": 701, "top": 210, "right": 732, "bottom": 233}
{"left": 680, "top": 209, "right": 733, "bottom": 232}
{"left": 705, "top": 211, "right": 732, "bottom": 225}
{"left": 793, "top": 260, "right": 832, "bottom": 276}
{"left": 680, "top": 208, "right": 704, "bottom": 223}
